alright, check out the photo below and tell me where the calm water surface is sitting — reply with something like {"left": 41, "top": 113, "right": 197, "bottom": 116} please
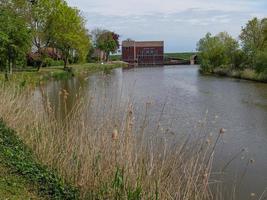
{"left": 38, "top": 65, "right": 267, "bottom": 199}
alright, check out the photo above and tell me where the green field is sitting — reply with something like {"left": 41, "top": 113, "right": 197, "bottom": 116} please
{"left": 164, "top": 52, "right": 197, "bottom": 60}
{"left": 110, "top": 52, "right": 197, "bottom": 61}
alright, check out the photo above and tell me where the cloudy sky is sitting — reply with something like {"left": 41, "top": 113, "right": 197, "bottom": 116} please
{"left": 66, "top": 0, "right": 267, "bottom": 52}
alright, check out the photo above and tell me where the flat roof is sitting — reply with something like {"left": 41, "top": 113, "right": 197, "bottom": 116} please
{"left": 122, "top": 41, "right": 164, "bottom": 47}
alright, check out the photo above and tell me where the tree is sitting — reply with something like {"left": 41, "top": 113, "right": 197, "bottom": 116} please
{"left": 197, "top": 33, "right": 225, "bottom": 72}
{"left": 197, "top": 32, "right": 240, "bottom": 72}
{"left": 91, "top": 28, "right": 107, "bottom": 47}
{"left": 48, "top": 1, "right": 90, "bottom": 69}
{"left": 28, "top": 0, "right": 65, "bottom": 51}
{"left": 217, "top": 32, "right": 239, "bottom": 67}
{"left": 263, "top": 18, "right": 267, "bottom": 46}
{"left": 0, "top": 5, "right": 31, "bottom": 79}
{"left": 96, "top": 31, "right": 120, "bottom": 62}
{"left": 240, "top": 18, "right": 266, "bottom": 67}
{"left": 255, "top": 50, "right": 267, "bottom": 74}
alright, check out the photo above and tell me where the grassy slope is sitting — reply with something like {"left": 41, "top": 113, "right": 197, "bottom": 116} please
{"left": 200, "top": 67, "right": 267, "bottom": 82}
{"left": 0, "top": 119, "right": 79, "bottom": 199}
{"left": 0, "top": 61, "right": 127, "bottom": 86}
{"left": 0, "top": 164, "right": 41, "bottom": 200}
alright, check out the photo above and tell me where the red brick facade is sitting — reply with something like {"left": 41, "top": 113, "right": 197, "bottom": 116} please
{"left": 122, "top": 41, "right": 164, "bottom": 65}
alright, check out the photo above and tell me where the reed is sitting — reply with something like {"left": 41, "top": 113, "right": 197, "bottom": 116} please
{"left": 0, "top": 84, "right": 229, "bottom": 199}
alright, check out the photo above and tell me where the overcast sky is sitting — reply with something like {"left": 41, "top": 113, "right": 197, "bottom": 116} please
{"left": 66, "top": 0, "right": 267, "bottom": 52}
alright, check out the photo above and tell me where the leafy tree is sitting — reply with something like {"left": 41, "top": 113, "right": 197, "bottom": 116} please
{"left": 0, "top": 6, "right": 31, "bottom": 79}
{"left": 48, "top": 1, "right": 90, "bottom": 69}
{"left": 263, "top": 18, "right": 267, "bottom": 46}
{"left": 96, "top": 31, "right": 120, "bottom": 62}
{"left": 217, "top": 32, "right": 239, "bottom": 66}
{"left": 197, "top": 32, "right": 240, "bottom": 72}
{"left": 27, "top": 0, "right": 64, "bottom": 70}
{"left": 240, "top": 18, "right": 266, "bottom": 67}
{"left": 91, "top": 28, "right": 107, "bottom": 47}
{"left": 29, "top": 0, "right": 53, "bottom": 50}
{"left": 197, "top": 33, "right": 225, "bottom": 72}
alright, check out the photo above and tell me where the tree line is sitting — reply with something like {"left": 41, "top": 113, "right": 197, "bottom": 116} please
{"left": 197, "top": 18, "right": 267, "bottom": 78}
{"left": 0, "top": 0, "right": 120, "bottom": 79}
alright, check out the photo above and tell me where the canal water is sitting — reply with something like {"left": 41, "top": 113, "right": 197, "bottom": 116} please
{"left": 38, "top": 65, "right": 267, "bottom": 199}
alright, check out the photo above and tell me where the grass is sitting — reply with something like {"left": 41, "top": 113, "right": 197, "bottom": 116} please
{"left": 0, "top": 61, "right": 128, "bottom": 87}
{"left": 0, "top": 164, "right": 41, "bottom": 199}
{"left": 164, "top": 52, "right": 197, "bottom": 60}
{"left": 210, "top": 68, "right": 267, "bottom": 82}
{"left": 110, "top": 52, "right": 197, "bottom": 61}
{"left": 0, "top": 119, "right": 79, "bottom": 199}
{"left": 110, "top": 54, "right": 121, "bottom": 61}
{"left": 0, "top": 83, "right": 239, "bottom": 200}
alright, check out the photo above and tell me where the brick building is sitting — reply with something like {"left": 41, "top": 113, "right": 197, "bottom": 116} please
{"left": 122, "top": 40, "right": 164, "bottom": 65}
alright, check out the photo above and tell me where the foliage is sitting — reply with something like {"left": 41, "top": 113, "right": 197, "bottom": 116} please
{"left": 28, "top": 0, "right": 58, "bottom": 50}
{"left": 197, "top": 32, "right": 236, "bottom": 72}
{"left": 91, "top": 28, "right": 107, "bottom": 47}
{"left": 96, "top": 31, "right": 120, "bottom": 61}
{"left": 197, "top": 17, "right": 267, "bottom": 78}
{"left": 255, "top": 50, "right": 267, "bottom": 74}
{"left": 240, "top": 17, "right": 266, "bottom": 66}
{"left": 1, "top": 0, "right": 93, "bottom": 73}
{"left": 48, "top": 1, "right": 90, "bottom": 68}
{"left": 0, "top": 5, "right": 31, "bottom": 77}
{"left": 0, "top": 119, "right": 79, "bottom": 199}
{"left": 0, "top": 164, "right": 40, "bottom": 199}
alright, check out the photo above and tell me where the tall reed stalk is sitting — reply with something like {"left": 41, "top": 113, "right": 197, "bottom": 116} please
{"left": 0, "top": 84, "right": 229, "bottom": 199}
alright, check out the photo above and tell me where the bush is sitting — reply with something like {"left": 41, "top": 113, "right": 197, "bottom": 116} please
{"left": 43, "top": 57, "right": 54, "bottom": 67}
{"left": 255, "top": 50, "right": 267, "bottom": 74}
{"left": 51, "top": 60, "right": 64, "bottom": 66}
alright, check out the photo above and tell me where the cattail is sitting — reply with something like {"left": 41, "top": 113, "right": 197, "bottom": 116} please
{"left": 219, "top": 128, "right": 226, "bottom": 134}
{"left": 112, "top": 128, "right": 118, "bottom": 140}
{"left": 206, "top": 138, "right": 211, "bottom": 145}
{"left": 250, "top": 193, "right": 255, "bottom": 197}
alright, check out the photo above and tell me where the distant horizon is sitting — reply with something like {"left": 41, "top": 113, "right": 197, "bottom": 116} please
{"left": 66, "top": 0, "right": 267, "bottom": 52}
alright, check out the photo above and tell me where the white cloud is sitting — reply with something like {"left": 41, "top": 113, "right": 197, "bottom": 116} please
{"left": 65, "top": 0, "right": 267, "bottom": 51}
{"left": 67, "top": 0, "right": 263, "bottom": 16}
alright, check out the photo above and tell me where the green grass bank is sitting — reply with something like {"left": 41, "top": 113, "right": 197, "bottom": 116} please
{"left": 0, "top": 119, "right": 79, "bottom": 199}
{"left": 200, "top": 67, "right": 267, "bottom": 82}
{"left": 0, "top": 61, "right": 128, "bottom": 86}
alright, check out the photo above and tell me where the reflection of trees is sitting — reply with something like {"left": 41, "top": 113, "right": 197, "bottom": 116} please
{"left": 37, "top": 76, "right": 88, "bottom": 121}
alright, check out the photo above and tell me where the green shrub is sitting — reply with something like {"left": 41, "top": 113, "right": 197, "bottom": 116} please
{"left": 43, "top": 57, "right": 54, "bottom": 67}
{"left": 51, "top": 60, "right": 64, "bottom": 66}
{"left": 255, "top": 50, "right": 267, "bottom": 74}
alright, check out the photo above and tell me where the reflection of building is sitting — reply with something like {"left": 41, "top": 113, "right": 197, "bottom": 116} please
{"left": 122, "top": 40, "right": 164, "bottom": 65}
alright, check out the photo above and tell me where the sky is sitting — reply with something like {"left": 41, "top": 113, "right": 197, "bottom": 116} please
{"left": 66, "top": 0, "right": 267, "bottom": 52}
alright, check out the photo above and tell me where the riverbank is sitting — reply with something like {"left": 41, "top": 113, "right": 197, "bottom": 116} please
{"left": 200, "top": 68, "right": 267, "bottom": 83}
{"left": 0, "top": 61, "right": 128, "bottom": 86}
{"left": 0, "top": 120, "right": 79, "bottom": 199}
